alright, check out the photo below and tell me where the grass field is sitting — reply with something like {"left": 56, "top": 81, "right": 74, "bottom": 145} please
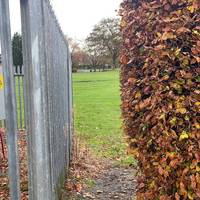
{"left": 15, "top": 76, "right": 25, "bottom": 128}
{"left": 6, "top": 70, "right": 133, "bottom": 164}
{"left": 73, "top": 70, "right": 133, "bottom": 164}
{"left": 0, "top": 76, "right": 25, "bottom": 129}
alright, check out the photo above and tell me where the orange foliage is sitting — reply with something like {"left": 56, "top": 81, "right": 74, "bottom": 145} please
{"left": 120, "top": 0, "right": 200, "bottom": 199}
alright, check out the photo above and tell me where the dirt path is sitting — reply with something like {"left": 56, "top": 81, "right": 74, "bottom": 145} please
{"left": 62, "top": 156, "right": 137, "bottom": 200}
{"left": 83, "top": 165, "right": 136, "bottom": 200}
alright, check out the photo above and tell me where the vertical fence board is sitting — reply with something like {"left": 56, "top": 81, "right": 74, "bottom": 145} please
{"left": 20, "top": 1, "right": 35, "bottom": 198}
{"left": 20, "top": 0, "right": 52, "bottom": 199}
{"left": 20, "top": 0, "right": 73, "bottom": 199}
{"left": 0, "top": 0, "right": 21, "bottom": 199}
{"left": 0, "top": 0, "right": 72, "bottom": 198}
{"left": 68, "top": 49, "right": 73, "bottom": 158}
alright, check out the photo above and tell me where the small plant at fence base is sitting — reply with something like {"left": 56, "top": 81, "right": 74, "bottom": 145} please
{"left": 120, "top": 0, "right": 200, "bottom": 199}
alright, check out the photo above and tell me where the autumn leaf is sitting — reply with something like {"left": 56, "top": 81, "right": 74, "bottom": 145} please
{"left": 128, "top": 147, "right": 139, "bottom": 157}
{"left": 175, "top": 193, "right": 180, "bottom": 200}
{"left": 120, "top": 55, "right": 129, "bottom": 65}
{"left": 195, "top": 122, "right": 200, "bottom": 129}
{"left": 170, "top": 159, "right": 179, "bottom": 168}
{"left": 161, "top": 32, "right": 175, "bottom": 41}
{"left": 135, "top": 97, "right": 151, "bottom": 111}
{"left": 128, "top": 77, "right": 137, "bottom": 84}
{"left": 170, "top": 117, "right": 177, "bottom": 126}
{"left": 195, "top": 102, "right": 200, "bottom": 106}
{"left": 120, "top": 19, "right": 126, "bottom": 28}
{"left": 177, "top": 27, "right": 191, "bottom": 34}
{"left": 176, "top": 108, "right": 187, "bottom": 114}
{"left": 75, "top": 183, "right": 82, "bottom": 193}
{"left": 187, "top": 2, "right": 198, "bottom": 13}
{"left": 135, "top": 91, "right": 141, "bottom": 99}
{"left": 120, "top": 0, "right": 200, "bottom": 198}
{"left": 179, "top": 131, "right": 189, "bottom": 140}
{"left": 188, "top": 192, "right": 194, "bottom": 200}
{"left": 180, "top": 182, "right": 187, "bottom": 197}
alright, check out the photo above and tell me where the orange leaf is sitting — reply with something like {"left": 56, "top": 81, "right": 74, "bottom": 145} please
{"left": 161, "top": 32, "right": 175, "bottom": 40}
{"left": 177, "top": 27, "right": 191, "bottom": 34}
{"left": 170, "top": 159, "right": 178, "bottom": 168}
{"left": 175, "top": 193, "right": 180, "bottom": 200}
{"left": 120, "top": 55, "right": 129, "bottom": 65}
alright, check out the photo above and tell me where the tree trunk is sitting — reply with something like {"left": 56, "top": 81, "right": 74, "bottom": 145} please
{"left": 112, "top": 56, "right": 117, "bottom": 69}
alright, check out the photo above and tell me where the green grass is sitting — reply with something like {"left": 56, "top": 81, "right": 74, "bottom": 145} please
{"left": 15, "top": 76, "right": 25, "bottom": 129}
{"left": 0, "top": 76, "right": 25, "bottom": 129}
{"left": 12, "top": 70, "right": 134, "bottom": 165}
{"left": 73, "top": 70, "right": 134, "bottom": 164}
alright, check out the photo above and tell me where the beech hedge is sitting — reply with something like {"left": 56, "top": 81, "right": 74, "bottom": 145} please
{"left": 120, "top": 0, "right": 200, "bottom": 199}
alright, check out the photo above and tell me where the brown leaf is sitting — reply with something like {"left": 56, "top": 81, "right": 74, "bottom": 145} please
{"left": 161, "top": 32, "right": 175, "bottom": 41}
{"left": 120, "top": 55, "right": 129, "bottom": 65}
{"left": 177, "top": 27, "right": 191, "bottom": 34}
{"left": 169, "top": 159, "right": 179, "bottom": 168}
{"left": 175, "top": 193, "right": 180, "bottom": 200}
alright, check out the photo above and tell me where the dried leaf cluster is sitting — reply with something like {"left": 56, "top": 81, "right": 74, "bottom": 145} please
{"left": 120, "top": 0, "right": 200, "bottom": 199}
{"left": 0, "top": 130, "right": 28, "bottom": 200}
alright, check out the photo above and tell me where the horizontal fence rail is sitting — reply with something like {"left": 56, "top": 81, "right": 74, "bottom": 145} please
{"left": 0, "top": 0, "right": 73, "bottom": 199}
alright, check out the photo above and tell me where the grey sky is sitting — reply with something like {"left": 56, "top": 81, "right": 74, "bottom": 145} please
{"left": 9, "top": 0, "right": 122, "bottom": 40}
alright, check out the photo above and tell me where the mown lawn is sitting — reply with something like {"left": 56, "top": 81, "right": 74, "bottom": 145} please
{"left": 12, "top": 70, "right": 133, "bottom": 164}
{"left": 73, "top": 70, "right": 134, "bottom": 164}
{"left": 15, "top": 76, "right": 25, "bottom": 128}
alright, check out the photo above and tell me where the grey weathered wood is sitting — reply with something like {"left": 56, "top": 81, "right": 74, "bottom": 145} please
{"left": 68, "top": 46, "right": 73, "bottom": 159}
{"left": 20, "top": 0, "right": 52, "bottom": 199}
{"left": 20, "top": 0, "right": 73, "bottom": 199}
{"left": 20, "top": 1, "right": 34, "bottom": 199}
{"left": 0, "top": 0, "right": 21, "bottom": 199}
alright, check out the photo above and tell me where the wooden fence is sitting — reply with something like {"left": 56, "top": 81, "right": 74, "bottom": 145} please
{"left": 0, "top": 0, "right": 73, "bottom": 199}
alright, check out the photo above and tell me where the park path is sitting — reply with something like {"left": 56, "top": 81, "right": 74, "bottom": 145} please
{"left": 80, "top": 164, "right": 136, "bottom": 200}
{"left": 61, "top": 147, "right": 136, "bottom": 200}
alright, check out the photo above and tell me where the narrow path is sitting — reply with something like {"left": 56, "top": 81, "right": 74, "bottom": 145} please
{"left": 68, "top": 71, "right": 137, "bottom": 199}
{"left": 62, "top": 155, "right": 136, "bottom": 200}
{"left": 83, "top": 164, "right": 136, "bottom": 200}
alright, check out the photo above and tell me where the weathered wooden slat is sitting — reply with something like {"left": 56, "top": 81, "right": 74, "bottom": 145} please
{"left": 0, "top": 0, "right": 21, "bottom": 199}
{"left": 20, "top": 0, "right": 73, "bottom": 199}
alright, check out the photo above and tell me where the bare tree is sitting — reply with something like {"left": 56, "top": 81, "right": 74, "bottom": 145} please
{"left": 86, "top": 18, "right": 121, "bottom": 69}
{"left": 68, "top": 38, "right": 89, "bottom": 70}
{"left": 84, "top": 42, "right": 105, "bottom": 71}
{"left": 68, "top": 38, "right": 81, "bottom": 68}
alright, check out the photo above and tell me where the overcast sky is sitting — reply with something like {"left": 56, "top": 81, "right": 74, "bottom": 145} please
{"left": 9, "top": 0, "right": 122, "bottom": 40}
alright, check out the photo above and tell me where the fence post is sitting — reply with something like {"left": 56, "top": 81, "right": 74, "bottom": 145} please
{"left": 20, "top": 0, "right": 53, "bottom": 199}
{"left": 68, "top": 49, "right": 73, "bottom": 158}
{"left": 0, "top": 0, "right": 21, "bottom": 199}
{"left": 20, "top": 1, "right": 34, "bottom": 198}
